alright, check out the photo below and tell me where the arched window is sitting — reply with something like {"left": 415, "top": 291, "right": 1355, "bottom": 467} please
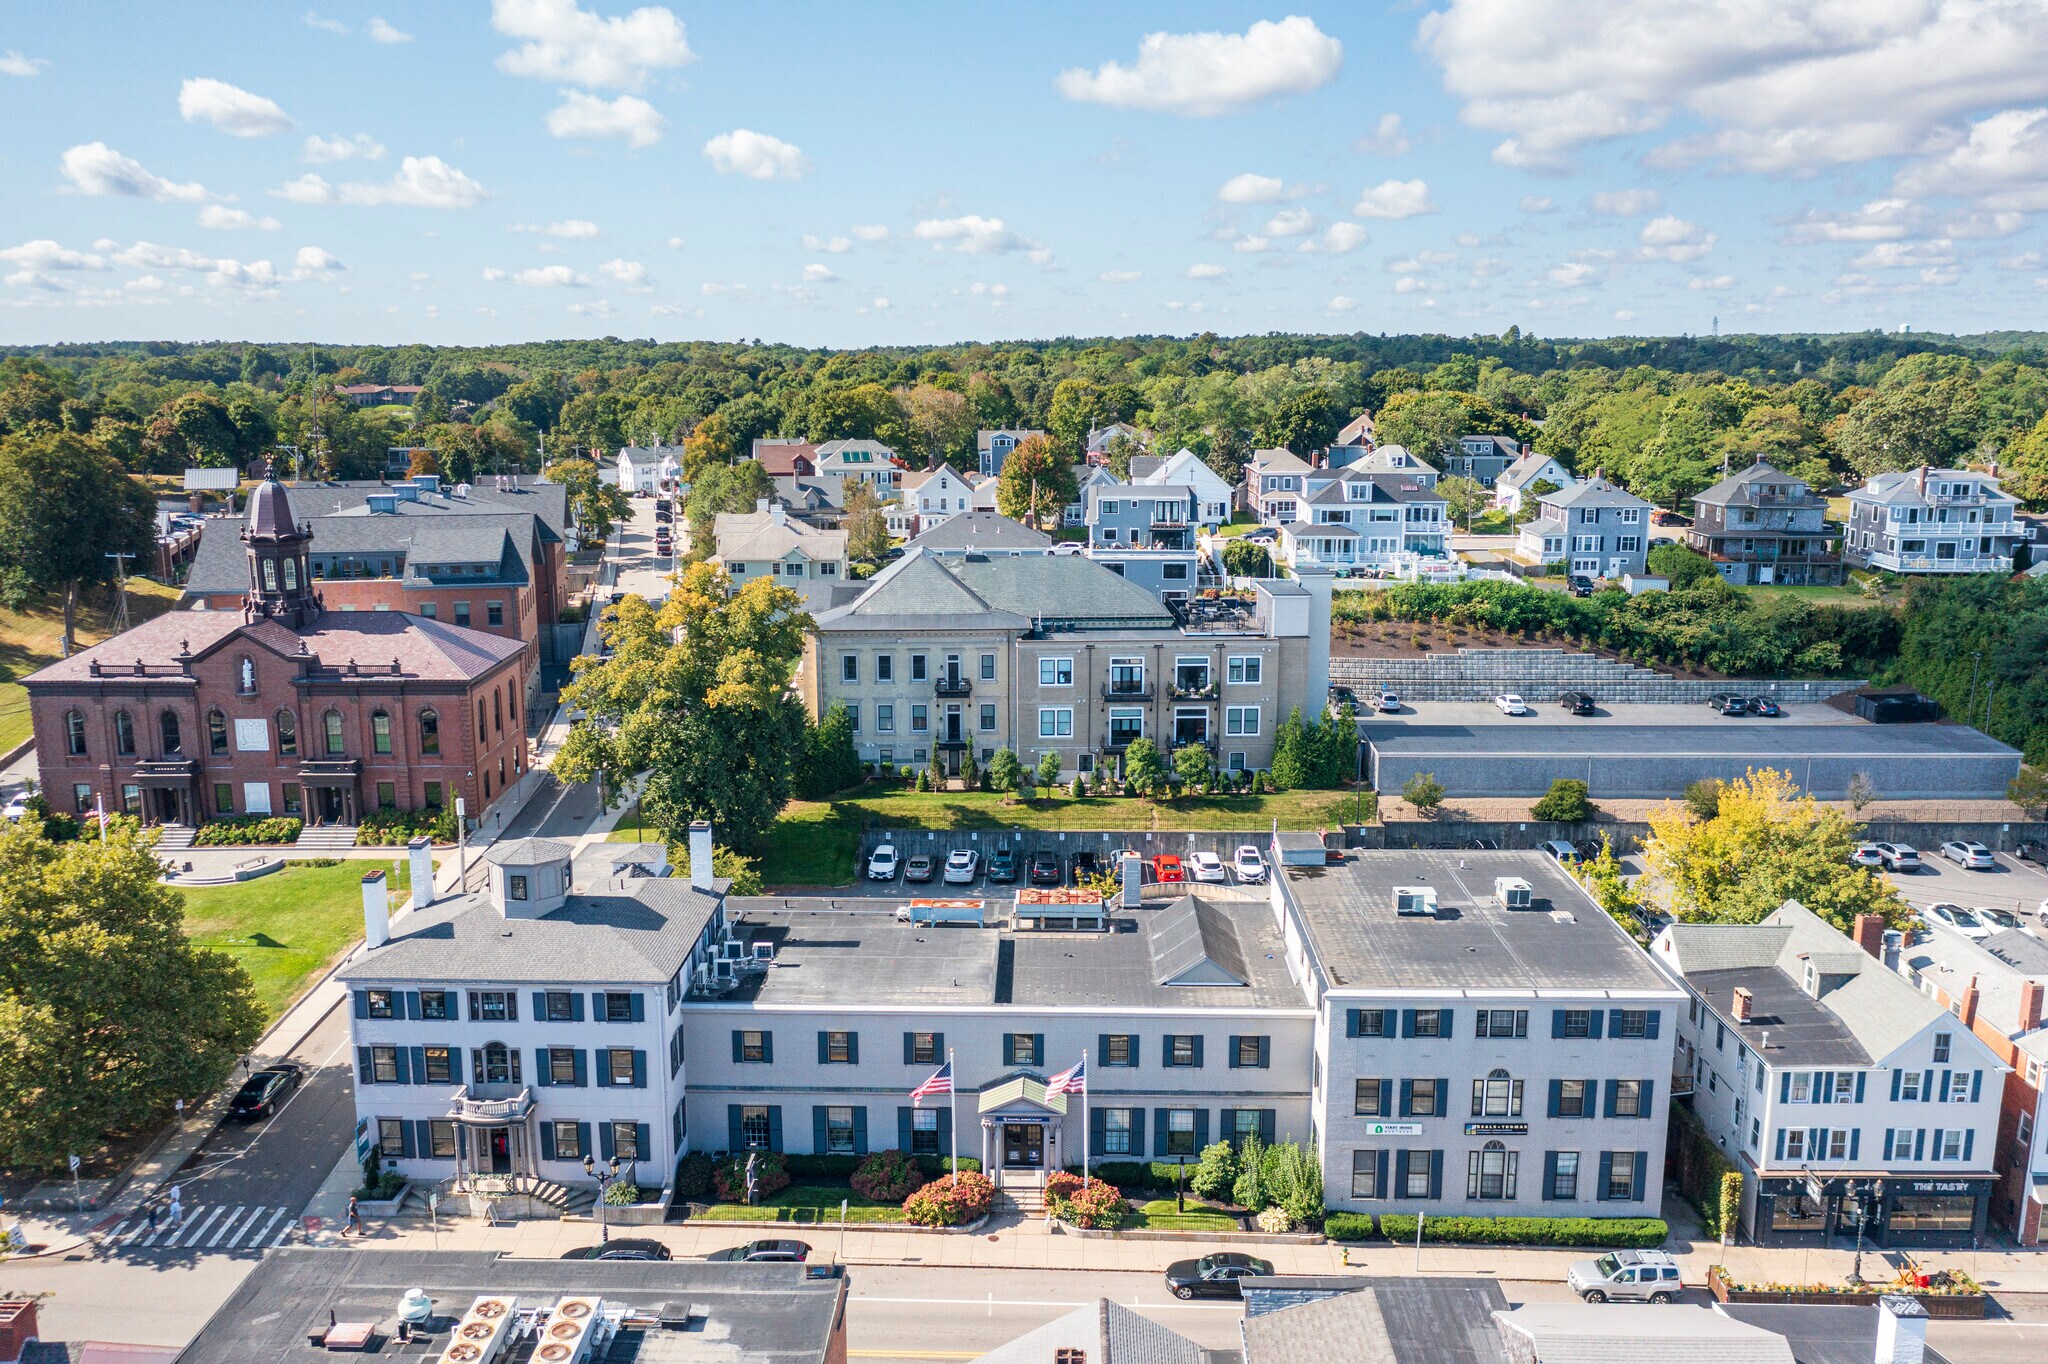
{"left": 282, "top": 557, "right": 299, "bottom": 591}
{"left": 493, "top": 689, "right": 503, "bottom": 735}
{"left": 477, "top": 698, "right": 487, "bottom": 743}
{"left": 64, "top": 710, "right": 86, "bottom": 756}
{"left": 276, "top": 710, "right": 297, "bottom": 755}
{"left": 262, "top": 560, "right": 278, "bottom": 593}
{"left": 324, "top": 710, "right": 345, "bottom": 756}
{"left": 507, "top": 688, "right": 517, "bottom": 725}
{"left": 371, "top": 710, "right": 392, "bottom": 755}
{"left": 114, "top": 710, "right": 135, "bottom": 756}
{"left": 1472, "top": 1068, "right": 1523, "bottom": 1119}
{"left": 418, "top": 708, "right": 440, "bottom": 756}
{"left": 479, "top": 1042, "right": 516, "bottom": 1085}
{"left": 208, "top": 709, "right": 229, "bottom": 755}
{"left": 159, "top": 710, "right": 182, "bottom": 755}
{"left": 1468, "top": 1140, "right": 1517, "bottom": 1201}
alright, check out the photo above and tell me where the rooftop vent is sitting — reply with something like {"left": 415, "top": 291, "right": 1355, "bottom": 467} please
{"left": 1393, "top": 885, "right": 1438, "bottom": 917}
{"left": 1494, "top": 877, "right": 1533, "bottom": 911}
{"left": 394, "top": 484, "right": 421, "bottom": 502}
{"left": 367, "top": 493, "right": 399, "bottom": 514}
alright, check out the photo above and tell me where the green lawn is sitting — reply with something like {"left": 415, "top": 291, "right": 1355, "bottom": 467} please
{"left": 728, "top": 783, "right": 1362, "bottom": 887}
{"left": 1210, "top": 513, "right": 1262, "bottom": 539}
{"left": 180, "top": 858, "right": 426, "bottom": 1020}
{"left": 1730, "top": 582, "right": 1884, "bottom": 607}
{"left": 690, "top": 1185, "right": 907, "bottom": 1224}
{"left": 1129, "top": 1199, "right": 1241, "bottom": 1232}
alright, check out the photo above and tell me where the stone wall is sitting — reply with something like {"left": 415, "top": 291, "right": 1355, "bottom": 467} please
{"left": 1331, "top": 647, "right": 1865, "bottom": 705}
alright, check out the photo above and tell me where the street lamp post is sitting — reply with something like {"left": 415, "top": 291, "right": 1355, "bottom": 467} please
{"left": 583, "top": 1153, "right": 623, "bottom": 1244}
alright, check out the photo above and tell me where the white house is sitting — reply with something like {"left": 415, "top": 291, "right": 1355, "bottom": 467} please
{"left": 1331, "top": 444, "right": 1437, "bottom": 488}
{"left": 1246, "top": 449, "right": 1313, "bottom": 524}
{"left": 897, "top": 466, "right": 977, "bottom": 537}
{"left": 1493, "top": 451, "right": 1577, "bottom": 515}
{"left": 615, "top": 444, "right": 682, "bottom": 494}
{"left": 1517, "top": 477, "right": 1653, "bottom": 579}
{"left": 1131, "top": 449, "right": 1234, "bottom": 529}
{"left": 1275, "top": 472, "right": 1449, "bottom": 575}
{"left": 815, "top": 439, "right": 902, "bottom": 497}
{"left": 711, "top": 501, "right": 850, "bottom": 609}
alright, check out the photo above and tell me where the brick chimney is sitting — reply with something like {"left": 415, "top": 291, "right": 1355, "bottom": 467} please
{"left": 1853, "top": 913, "right": 1886, "bottom": 960}
{"left": 0, "top": 1301, "right": 39, "bottom": 1363}
{"left": 1958, "top": 977, "right": 1979, "bottom": 1030}
{"left": 1731, "top": 986, "right": 1754, "bottom": 1023}
{"left": 2018, "top": 979, "right": 2044, "bottom": 1035}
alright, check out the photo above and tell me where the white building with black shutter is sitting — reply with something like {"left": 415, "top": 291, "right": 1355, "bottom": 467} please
{"left": 1650, "top": 900, "right": 2008, "bottom": 1247}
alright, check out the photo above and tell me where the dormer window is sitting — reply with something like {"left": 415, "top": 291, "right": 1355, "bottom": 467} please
{"left": 1803, "top": 962, "right": 1817, "bottom": 995}
{"left": 508, "top": 873, "right": 530, "bottom": 900}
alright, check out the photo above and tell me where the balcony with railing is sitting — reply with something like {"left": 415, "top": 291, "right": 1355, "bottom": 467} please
{"left": 1101, "top": 730, "right": 1142, "bottom": 753}
{"left": 1102, "top": 678, "right": 1153, "bottom": 701}
{"left": 446, "top": 1085, "right": 535, "bottom": 1125}
{"left": 934, "top": 674, "right": 972, "bottom": 697}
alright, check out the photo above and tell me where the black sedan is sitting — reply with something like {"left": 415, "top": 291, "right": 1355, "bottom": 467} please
{"left": 1068, "top": 850, "right": 1100, "bottom": 886}
{"left": 1028, "top": 850, "right": 1062, "bottom": 885}
{"left": 1749, "top": 697, "right": 1782, "bottom": 717}
{"left": 707, "top": 1239, "right": 810, "bottom": 1263}
{"left": 228, "top": 1062, "right": 306, "bottom": 1120}
{"left": 1567, "top": 575, "right": 1596, "bottom": 597}
{"left": 1164, "top": 1251, "right": 1274, "bottom": 1299}
{"left": 560, "top": 1238, "right": 672, "bottom": 1261}
{"left": 1558, "top": 690, "right": 1596, "bottom": 715}
{"left": 903, "top": 854, "right": 937, "bottom": 883}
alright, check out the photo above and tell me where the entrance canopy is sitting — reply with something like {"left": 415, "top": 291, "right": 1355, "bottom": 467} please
{"left": 976, "top": 1075, "right": 1067, "bottom": 1117}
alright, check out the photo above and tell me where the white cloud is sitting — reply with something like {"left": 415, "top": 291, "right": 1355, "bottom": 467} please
{"left": 1264, "top": 206, "right": 1314, "bottom": 238}
{"left": 1234, "top": 236, "right": 1272, "bottom": 254}
{"left": 366, "top": 17, "right": 413, "bottom": 43}
{"left": 1352, "top": 112, "right": 1410, "bottom": 156}
{"left": 1895, "top": 106, "right": 2048, "bottom": 212}
{"left": 110, "top": 241, "right": 216, "bottom": 272}
{"left": 851, "top": 224, "right": 890, "bottom": 242}
{"left": 0, "top": 240, "right": 107, "bottom": 271}
{"left": 511, "top": 264, "right": 589, "bottom": 286}
{"left": 1520, "top": 194, "right": 1556, "bottom": 213}
{"left": 59, "top": 143, "right": 212, "bottom": 202}
{"left": 1687, "top": 274, "right": 1737, "bottom": 290}
{"left": 665, "top": 235, "right": 686, "bottom": 248}
{"left": 870, "top": 297, "right": 891, "bottom": 309}
{"left": 1420, "top": 0, "right": 2048, "bottom": 175}
{"left": 510, "top": 219, "right": 601, "bottom": 238}
{"left": 294, "top": 245, "right": 343, "bottom": 272}
{"left": 598, "top": 258, "right": 649, "bottom": 286}
{"left": 1941, "top": 209, "right": 2025, "bottom": 238}
{"left": 699, "top": 282, "right": 748, "bottom": 296}
{"left": 1218, "top": 172, "right": 1285, "bottom": 204}
{"left": 303, "top": 12, "right": 349, "bottom": 36}
{"left": 547, "top": 91, "right": 666, "bottom": 148}
{"left": 198, "top": 206, "right": 281, "bottom": 231}
{"left": 914, "top": 215, "right": 1039, "bottom": 255}
{"left": 1781, "top": 198, "right": 1918, "bottom": 244}
{"left": 802, "top": 234, "right": 853, "bottom": 253}
{"left": 1590, "top": 188, "right": 1662, "bottom": 217}
{"left": 1055, "top": 16, "right": 1342, "bottom": 117}
{"left": 702, "top": 129, "right": 809, "bottom": 180}
{"left": 179, "top": 77, "right": 293, "bottom": 137}
{"left": 567, "top": 298, "right": 614, "bottom": 317}
{"left": 1184, "top": 263, "right": 1227, "bottom": 279}
{"left": 1098, "top": 269, "right": 1142, "bottom": 283}
{"left": 275, "top": 156, "right": 487, "bottom": 208}
{"left": 1547, "top": 261, "right": 1601, "bottom": 287}
{"left": 1613, "top": 309, "right": 1637, "bottom": 321}
{"left": 303, "top": 132, "right": 385, "bottom": 163}
{"left": 492, "top": 0, "right": 695, "bottom": 91}
{"left": 1637, "top": 214, "right": 1717, "bottom": 262}
{"left": 1998, "top": 250, "right": 2043, "bottom": 270}
{"left": 1853, "top": 239, "right": 1957, "bottom": 269}
{"left": 1328, "top": 294, "right": 1358, "bottom": 312}
{"left": 1, "top": 51, "right": 49, "bottom": 76}
{"left": 482, "top": 267, "right": 508, "bottom": 281}
{"left": 967, "top": 282, "right": 1009, "bottom": 298}
{"left": 1352, "top": 179, "right": 1437, "bottom": 219}
{"left": 649, "top": 302, "right": 700, "bottom": 317}
{"left": 1393, "top": 277, "right": 1427, "bottom": 294}
{"left": 1302, "top": 222, "right": 1369, "bottom": 254}
{"left": 800, "top": 262, "right": 837, "bottom": 282}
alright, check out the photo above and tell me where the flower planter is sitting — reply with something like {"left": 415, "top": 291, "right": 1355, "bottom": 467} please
{"left": 353, "top": 1182, "right": 411, "bottom": 1217}
{"left": 1706, "top": 1266, "right": 1987, "bottom": 1320}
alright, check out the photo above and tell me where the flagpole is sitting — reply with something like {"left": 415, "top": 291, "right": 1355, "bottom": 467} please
{"left": 948, "top": 1047, "right": 958, "bottom": 1182}
{"left": 1082, "top": 1048, "right": 1090, "bottom": 1191}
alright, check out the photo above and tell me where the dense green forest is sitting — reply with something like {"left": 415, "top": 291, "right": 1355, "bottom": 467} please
{"left": 5, "top": 329, "right": 2048, "bottom": 511}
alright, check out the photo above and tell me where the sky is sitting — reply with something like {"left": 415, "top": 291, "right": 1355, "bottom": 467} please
{"left": 6, "top": 1, "right": 2048, "bottom": 348}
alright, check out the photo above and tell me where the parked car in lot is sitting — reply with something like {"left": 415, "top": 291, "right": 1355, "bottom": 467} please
{"left": 1569, "top": 1250, "right": 1682, "bottom": 1304}
{"left": 1540, "top": 839, "right": 1582, "bottom": 865}
{"left": 1748, "top": 697, "right": 1781, "bottom": 717}
{"left": 1376, "top": 692, "right": 1401, "bottom": 714}
{"left": 1328, "top": 684, "right": 1359, "bottom": 708}
{"left": 986, "top": 848, "right": 1018, "bottom": 883}
{"left": 1567, "top": 575, "right": 1596, "bottom": 597}
{"left": 1029, "top": 849, "right": 1063, "bottom": 885}
{"left": 1189, "top": 850, "right": 1227, "bottom": 883}
{"left": 903, "top": 854, "right": 936, "bottom": 883}
{"left": 943, "top": 849, "right": 980, "bottom": 884}
{"left": 1707, "top": 691, "right": 1745, "bottom": 710}
{"left": 1850, "top": 843, "right": 1885, "bottom": 868}
{"left": 866, "top": 844, "right": 900, "bottom": 880}
{"left": 1974, "top": 905, "right": 2025, "bottom": 932}
{"left": 1715, "top": 695, "right": 1749, "bottom": 716}
{"left": 560, "top": 1238, "right": 671, "bottom": 1261}
{"left": 1558, "top": 691, "right": 1595, "bottom": 715}
{"left": 1939, "top": 840, "right": 1996, "bottom": 870}
{"left": 1, "top": 793, "right": 28, "bottom": 823}
{"left": 1232, "top": 845, "right": 1268, "bottom": 884}
{"left": 229, "top": 1062, "right": 305, "bottom": 1121}
{"left": 1872, "top": 841, "right": 1921, "bottom": 872}
{"left": 1153, "top": 854, "right": 1186, "bottom": 883}
{"left": 1493, "top": 693, "right": 1528, "bottom": 716}
{"left": 1068, "top": 850, "right": 1100, "bottom": 886}
{"left": 1242, "top": 526, "right": 1278, "bottom": 543}
{"left": 706, "top": 1239, "right": 810, "bottom": 1263}
{"left": 1164, "top": 1252, "right": 1274, "bottom": 1300}
{"left": 1923, "top": 902, "right": 1992, "bottom": 941}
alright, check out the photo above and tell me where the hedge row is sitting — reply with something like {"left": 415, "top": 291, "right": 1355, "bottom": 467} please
{"left": 780, "top": 1152, "right": 983, "bottom": 1179}
{"left": 1067, "top": 1161, "right": 1188, "bottom": 1190}
{"left": 192, "top": 816, "right": 302, "bottom": 846}
{"left": 1373, "top": 1215, "right": 1667, "bottom": 1248}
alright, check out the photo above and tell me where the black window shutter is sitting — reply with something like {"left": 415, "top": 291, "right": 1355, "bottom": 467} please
{"left": 728, "top": 1105, "right": 743, "bottom": 1153}
{"left": 1597, "top": 1152, "right": 1615, "bottom": 1201}
{"left": 1153, "top": 1108, "right": 1170, "bottom": 1157}
{"left": 1608, "top": 1008, "right": 1625, "bottom": 1037}
{"left": 1220, "top": 1108, "right": 1238, "bottom": 1142}
{"left": 1439, "top": 1009, "right": 1454, "bottom": 1039}
{"left": 764, "top": 1032, "right": 774, "bottom": 1064}
{"left": 404, "top": 991, "right": 420, "bottom": 1020}
{"left": 813, "top": 1107, "right": 828, "bottom": 1154}
{"left": 1098, "top": 1033, "right": 1111, "bottom": 1065}
{"left": 1434, "top": 1080, "right": 1448, "bottom": 1117}
{"left": 570, "top": 993, "right": 585, "bottom": 1022}
{"left": 576, "top": 1121, "right": 591, "bottom": 1159}
{"left": 597, "top": 1049, "right": 612, "bottom": 1088}
{"left": 631, "top": 1050, "right": 645, "bottom": 1087}
{"left": 1587, "top": 1010, "right": 1602, "bottom": 1040}
{"left": 1398, "top": 1080, "right": 1414, "bottom": 1117}
{"left": 1402, "top": 1009, "right": 1418, "bottom": 1038}
{"left": 1639, "top": 1079, "right": 1656, "bottom": 1117}
{"left": 937, "top": 1105, "right": 953, "bottom": 1150}
{"left": 818, "top": 1032, "right": 829, "bottom": 1064}
{"left": 532, "top": 991, "right": 546, "bottom": 1020}
{"left": 1547, "top": 1079, "right": 1562, "bottom": 1117}
{"left": 1542, "top": 1151, "right": 1559, "bottom": 1200}
{"left": 356, "top": 1046, "right": 374, "bottom": 1084}
{"left": 931, "top": 1031, "right": 944, "bottom": 1060}
{"left": 1192, "top": 1036, "right": 1204, "bottom": 1068}
{"left": 849, "top": 1032, "right": 860, "bottom": 1065}
{"left": 1346, "top": 1009, "right": 1361, "bottom": 1038}
{"left": 1257, "top": 1037, "right": 1270, "bottom": 1068}
{"left": 541, "top": 1122, "right": 558, "bottom": 1161}
{"left": 636, "top": 1123, "right": 651, "bottom": 1162}
{"left": 1394, "top": 1150, "right": 1411, "bottom": 1198}
{"left": 1602, "top": 1081, "right": 1618, "bottom": 1118}
{"left": 629, "top": 993, "right": 645, "bottom": 1023}
{"left": 506, "top": 993, "right": 518, "bottom": 1022}
{"left": 1631, "top": 1152, "right": 1648, "bottom": 1201}
{"left": 1162, "top": 1035, "right": 1174, "bottom": 1067}
{"left": 353, "top": 990, "right": 369, "bottom": 1019}
{"left": 1090, "top": 1106, "right": 1106, "bottom": 1155}
{"left": 573, "top": 1050, "right": 587, "bottom": 1087}
{"left": 1551, "top": 1009, "right": 1566, "bottom": 1039}
{"left": 1428, "top": 1151, "right": 1443, "bottom": 1201}
{"left": 600, "top": 1123, "right": 615, "bottom": 1161}
{"left": 1194, "top": 1110, "right": 1210, "bottom": 1149}
{"left": 1228, "top": 1035, "right": 1242, "bottom": 1069}
{"left": 400, "top": 1121, "right": 417, "bottom": 1158}
{"left": 767, "top": 1106, "right": 783, "bottom": 1152}
{"left": 1032, "top": 1033, "right": 1044, "bottom": 1067}
{"left": 905, "top": 1033, "right": 916, "bottom": 1065}
{"left": 899, "top": 1107, "right": 914, "bottom": 1152}
{"left": 1644, "top": 1010, "right": 1661, "bottom": 1040}
{"left": 732, "top": 1030, "right": 743, "bottom": 1063}
{"left": 852, "top": 1108, "right": 868, "bottom": 1155}
{"left": 410, "top": 1047, "right": 426, "bottom": 1085}
{"left": 1129, "top": 1108, "right": 1145, "bottom": 1156}
{"left": 1258, "top": 1110, "right": 1276, "bottom": 1144}
{"left": 591, "top": 991, "right": 605, "bottom": 1021}
{"left": 1374, "top": 1149, "right": 1388, "bottom": 1198}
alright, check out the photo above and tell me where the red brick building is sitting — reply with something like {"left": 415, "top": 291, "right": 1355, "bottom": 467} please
{"left": 27, "top": 478, "right": 530, "bottom": 830}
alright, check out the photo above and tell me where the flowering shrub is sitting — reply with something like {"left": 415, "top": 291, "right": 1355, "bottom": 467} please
{"left": 712, "top": 1150, "right": 790, "bottom": 1203}
{"left": 1256, "top": 1205, "right": 1295, "bottom": 1233}
{"left": 1044, "top": 1174, "right": 1128, "bottom": 1229}
{"left": 850, "top": 1149, "right": 924, "bottom": 1201}
{"left": 902, "top": 1171, "right": 995, "bottom": 1226}
{"left": 1710, "top": 1265, "right": 1984, "bottom": 1297}
{"left": 193, "top": 816, "right": 303, "bottom": 846}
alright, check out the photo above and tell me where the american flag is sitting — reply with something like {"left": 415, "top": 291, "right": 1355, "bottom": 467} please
{"left": 909, "top": 1061, "right": 952, "bottom": 1106}
{"left": 1045, "top": 1057, "right": 1086, "bottom": 1098}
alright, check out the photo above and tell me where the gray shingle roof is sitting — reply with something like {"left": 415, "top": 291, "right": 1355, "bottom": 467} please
{"left": 972, "top": 1299, "right": 1207, "bottom": 1364}
{"left": 1148, "top": 895, "right": 1251, "bottom": 986}
{"left": 815, "top": 549, "right": 1173, "bottom": 632}
{"left": 1691, "top": 461, "right": 1818, "bottom": 509}
{"left": 1544, "top": 476, "right": 1651, "bottom": 512}
{"left": 907, "top": 511, "right": 1052, "bottom": 551}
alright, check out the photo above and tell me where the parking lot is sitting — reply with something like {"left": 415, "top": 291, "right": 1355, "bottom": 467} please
{"left": 847, "top": 829, "right": 1279, "bottom": 898}
{"left": 1881, "top": 844, "right": 2048, "bottom": 921}
{"left": 1363, "top": 698, "right": 1864, "bottom": 726}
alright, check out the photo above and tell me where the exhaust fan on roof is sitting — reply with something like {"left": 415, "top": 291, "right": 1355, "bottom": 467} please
{"left": 1393, "top": 885, "right": 1438, "bottom": 917}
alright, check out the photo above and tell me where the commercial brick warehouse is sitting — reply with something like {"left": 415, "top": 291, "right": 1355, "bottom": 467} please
{"left": 1361, "top": 715, "right": 2023, "bottom": 801}
{"left": 26, "top": 477, "right": 530, "bottom": 828}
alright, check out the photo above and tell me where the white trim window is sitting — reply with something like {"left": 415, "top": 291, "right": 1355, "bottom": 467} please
{"left": 1039, "top": 657, "right": 1074, "bottom": 687}
{"left": 1227, "top": 656, "right": 1262, "bottom": 685}
{"left": 1038, "top": 707, "right": 1073, "bottom": 739}
{"left": 1225, "top": 706, "right": 1260, "bottom": 736}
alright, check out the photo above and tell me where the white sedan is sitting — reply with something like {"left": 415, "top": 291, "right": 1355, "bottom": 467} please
{"left": 1939, "top": 840, "right": 1996, "bottom": 870}
{"left": 1923, "top": 903, "right": 1993, "bottom": 941}
{"left": 943, "top": 849, "right": 981, "bottom": 884}
{"left": 1493, "top": 693, "right": 1529, "bottom": 716}
{"left": 1232, "top": 846, "right": 1268, "bottom": 884}
{"left": 865, "top": 844, "right": 900, "bottom": 880}
{"left": 1189, "top": 851, "right": 1228, "bottom": 884}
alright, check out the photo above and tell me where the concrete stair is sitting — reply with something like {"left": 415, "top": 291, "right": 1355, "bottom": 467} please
{"left": 529, "top": 1179, "right": 598, "bottom": 1217}
{"left": 154, "top": 824, "right": 196, "bottom": 852}
{"left": 293, "top": 823, "right": 359, "bottom": 852}
{"left": 998, "top": 1173, "right": 1046, "bottom": 1215}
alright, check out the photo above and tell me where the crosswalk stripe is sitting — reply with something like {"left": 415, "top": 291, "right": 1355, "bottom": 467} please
{"left": 174, "top": 1205, "right": 225, "bottom": 1247}
{"left": 207, "top": 1206, "right": 249, "bottom": 1247}
{"left": 245, "top": 1206, "right": 287, "bottom": 1248}
{"left": 105, "top": 1205, "right": 294, "bottom": 1253}
{"left": 271, "top": 1218, "right": 294, "bottom": 1246}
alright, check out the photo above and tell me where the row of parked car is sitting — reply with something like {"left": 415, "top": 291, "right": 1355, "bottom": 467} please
{"left": 864, "top": 843, "right": 1272, "bottom": 887}
{"left": 1851, "top": 839, "right": 1999, "bottom": 873}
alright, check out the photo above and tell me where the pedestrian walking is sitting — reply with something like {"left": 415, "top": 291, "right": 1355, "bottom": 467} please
{"left": 144, "top": 1201, "right": 158, "bottom": 1234}
{"left": 166, "top": 1185, "right": 182, "bottom": 1230}
{"left": 345, "top": 1195, "right": 363, "bottom": 1238}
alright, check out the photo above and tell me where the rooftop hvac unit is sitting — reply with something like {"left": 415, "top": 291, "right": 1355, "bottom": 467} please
{"left": 1393, "top": 885, "right": 1438, "bottom": 917}
{"left": 1494, "top": 877, "right": 1534, "bottom": 911}
{"left": 750, "top": 941, "right": 775, "bottom": 963}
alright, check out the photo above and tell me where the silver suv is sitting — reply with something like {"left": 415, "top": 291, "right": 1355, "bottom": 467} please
{"left": 1566, "top": 1249, "right": 1681, "bottom": 1303}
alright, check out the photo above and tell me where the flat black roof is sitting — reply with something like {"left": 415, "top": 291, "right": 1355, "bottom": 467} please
{"left": 1361, "top": 720, "right": 2018, "bottom": 759}
{"left": 1689, "top": 966, "right": 1872, "bottom": 1066}
{"left": 175, "top": 1248, "right": 845, "bottom": 1364}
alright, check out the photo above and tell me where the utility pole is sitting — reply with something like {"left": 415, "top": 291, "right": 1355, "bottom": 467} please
{"left": 105, "top": 552, "right": 135, "bottom": 634}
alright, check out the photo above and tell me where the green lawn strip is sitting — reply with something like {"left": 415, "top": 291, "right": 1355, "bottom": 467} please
{"left": 1129, "top": 1198, "right": 1241, "bottom": 1231}
{"left": 0, "top": 681, "right": 29, "bottom": 754}
{"left": 180, "top": 859, "right": 422, "bottom": 1021}
{"left": 1730, "top": 583, "right": 1883, "bottom": 607}
{"left": 690, "top": 1185, "right": 906, "bottom": 1223}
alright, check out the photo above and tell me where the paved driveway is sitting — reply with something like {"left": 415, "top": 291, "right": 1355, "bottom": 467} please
{"left": 1885, "top": 848, "right": 2048, "bottom": 921}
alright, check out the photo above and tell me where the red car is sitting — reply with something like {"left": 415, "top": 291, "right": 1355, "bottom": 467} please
{"left": 1153, "top": 854, "right": 1186, "bottom": 884}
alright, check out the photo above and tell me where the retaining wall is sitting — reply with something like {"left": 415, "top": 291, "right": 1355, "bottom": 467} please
{"left": 1331, "top": 647, "right": 1863, "bottom": 706}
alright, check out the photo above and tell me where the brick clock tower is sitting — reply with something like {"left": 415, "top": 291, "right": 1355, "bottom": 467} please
{"left": 242, "top": 475, "right": 320, "bottom": 630}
